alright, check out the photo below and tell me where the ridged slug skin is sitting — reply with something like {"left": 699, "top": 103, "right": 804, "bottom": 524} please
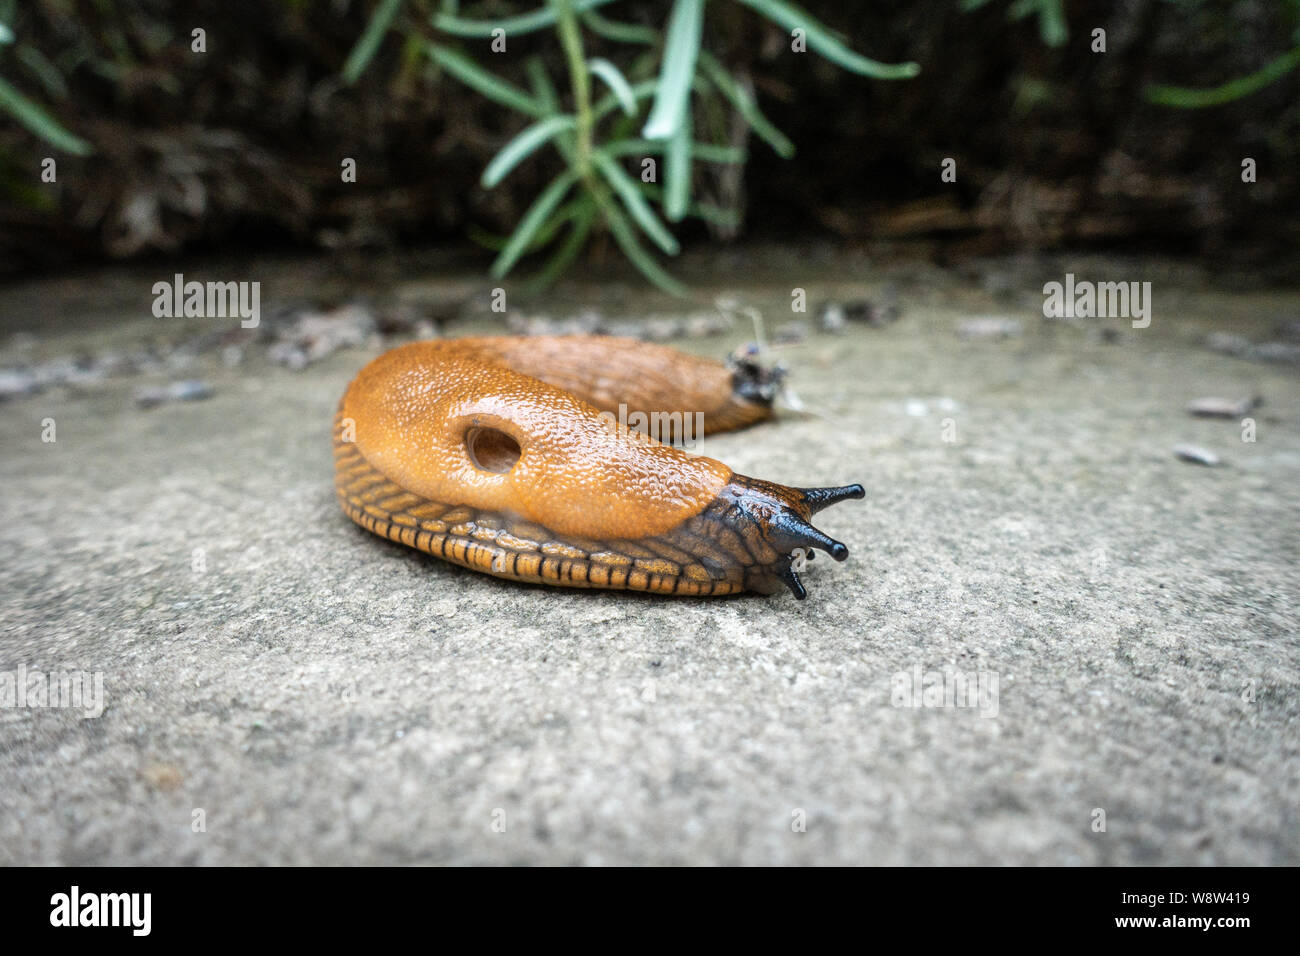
{"left": 335, "top": 336, "right": 864, "bottom": 599}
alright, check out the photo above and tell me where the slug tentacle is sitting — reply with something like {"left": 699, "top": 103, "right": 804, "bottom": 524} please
{"left": 335, "top": 336, "right": 864, "bottom": 599}
{"left": 798, "top": 483, "right": 868, "bottom": 515}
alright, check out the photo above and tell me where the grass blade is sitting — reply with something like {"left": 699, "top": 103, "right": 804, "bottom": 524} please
{"left": 1008, "top": 0, "right": 1067, "bottom": 47}
{"left": 581, "top": 9, "right": 657, "bottom": 45}
{"left": 482, "top": 114, "right": 576, "bottom": 188}
{"left": 690, "top": 142, "right": 745, "bottom": 163}
{"left": 1146, "top": 45, "right": 1300, "bottom": 108}
{"left": 425, "top": 43, "right": 545, "bottom": 117}
{"left": 593, "top": 77, "right": 657, "bottom": 122}
{"left": 604, "top": 138, "right": 744, "bottom": 164}
{"left": 642, "top": 0, "right": 704, "bottom": 139}
{"left": 527, "top": 203, "right": 596, "bottom": 292}
{"left": 638, "top": 182, "right": 739, "bottom": 229}
{"left": 16, "top": 46, "right": 69, "bottom": 99}
{"left": 343, "top": 0, "right": 405, "bottom": 85}
{"left": 602, "top": 202, "right": 687, "bottom": 296}
{"left": 526, "top": 55, "right": 559, "bottom": 112}
{"left": 736, "top": 0, "right": 920, "bottom": 79}
{"left": 0, "top": 76, "right": 91, "bottom": 154}
{"left": 491, "top": 169, "right": 579, "bottom": 277}
{"left": 697, "top": 51, "right": 794, "bottom": 158}
{"left": 527, "top": 198, "right": 587, "bottom": 249}
{"left": 592, "top": 151, "right": 680, "bottom": 255}
{"left": 433, "top": 0, "right": 615, "bottom": 38}
{"left": 664, "top": 99, "right": 692, "bottom": 221}
{"left": 587, "top": 57, "right": 637, "bottom": 116}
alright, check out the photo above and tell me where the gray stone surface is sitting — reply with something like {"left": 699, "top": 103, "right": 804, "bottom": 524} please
{"left": 1, "top": 260, "right": 1297, "bottom": 865}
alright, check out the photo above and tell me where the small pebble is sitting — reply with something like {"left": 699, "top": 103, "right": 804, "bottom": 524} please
{"left": 1173, "top": 444, "right": 1221, "bottom": 467}
{"left": 135, "top": 379, "right": 214, "bottom": 408}
{"left": 1186, "top": 396, "right": 1259, "bottom": 419}
{"left": 816, "top": 302, "right": 846, "bottom": 334}
{"left": 1251, "top": 342, "right": 1300, "bottom": 365}
{"left": 1204, "top": 332, "right": 1254, "bottom": 358}
{"left": 0, "top": 368, "right": 38, "bottom": 400}
{"left": 957, "top": 316, "right": 1022, "bottom": 339}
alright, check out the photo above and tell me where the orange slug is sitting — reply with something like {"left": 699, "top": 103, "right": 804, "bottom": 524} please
{"left": 334, "top": 336, "right": 863, "bottom": 599}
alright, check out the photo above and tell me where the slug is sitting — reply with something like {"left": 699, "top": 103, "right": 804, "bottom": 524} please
{"left": 334, "top": 336, "right": 863, "bottom": 599}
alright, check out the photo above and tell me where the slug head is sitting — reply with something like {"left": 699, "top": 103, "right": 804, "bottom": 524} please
{"left": 706, "top": 475, "right": 865, "bottom": 599}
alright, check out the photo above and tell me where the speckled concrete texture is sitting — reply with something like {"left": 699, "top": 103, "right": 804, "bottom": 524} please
{"left": 1, "top": 255, "right": 1296, "bottom": 864}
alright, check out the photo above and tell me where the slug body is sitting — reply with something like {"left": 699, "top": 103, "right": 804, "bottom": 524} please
{"left": 335, "top": 336, "right": 863, "bottom": 598}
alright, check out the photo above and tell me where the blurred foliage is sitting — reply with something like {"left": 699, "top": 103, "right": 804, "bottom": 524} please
{"left": 0, "top": 0, "right": 1297, "bottom": 279}
{"left": 961, "top": 0, "right": 1068, "bottom": 48}
{"left": 0, "top": 0, "right": 91, "bottom": 154}
{"left": 342, "top": 0, "right": 917, "bottom": 291}
{"left": 1146, "top": 0, "right": 1300, "bottom": 106}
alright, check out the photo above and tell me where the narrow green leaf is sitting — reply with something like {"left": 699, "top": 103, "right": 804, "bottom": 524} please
{"left": 468, "top": 198, "right": 583, "bottom": 253}
{"left": 16, "top": 45, "right": 69, "bottom": 99}
{"left": 593, "top": 78, "right": 657, "bottom": 123}
{"left": 697, "top": 51, "right": 794, "bottom": 158}
{"left": 1146, "top": 45, "right": 1300, "bottom": 108}
{"left": 580, "top": 9, "right": 657, "bottom": 45}
{"left": 482, "top": 114, "right": 575, "bottom": 188}
{"left": 491, "top": 170, "right": 579, "bottom": 277}
{"left": 638, "top": 183, "right": 739, "bottom": 229}
{"left": 527, "top": 204, "right": 596, "bottom": 291}
{"left": 0, "top": 76, "right": 91, "bottom": 154}
{"left": 736, "top": 0, "right": 920, "bottom": 79}
{"left": 604, "top": 138, "right": 744, "bottom": 164}
{"left": 433, "top": 0, "right": 616, "bottom": 38}
{"left": 527, "top": 198, "right": 587, "bottom": 250}
{"left": 587, "top": 57, "right": 637, "bottom": 116}
{"left": 426, "top": 43, "right": 545, "bottom": 117}
{"left": 592, "top": 151, "right": 680, "bottom": 255}
{"left": 604, "top": 138, "right": 661, "bottom": 157}
{"left": 690, "top": 142, "right": 746, "bottom": 163}
{"left": 642, "top": 0, "right": 704, "bottom": 139}
{"left": 526, "top": 56, "right": 580, "bottom": 164}
{"left": 343, "top": 0, "right": 405, "bottom": 85}
{"left": 1008, "top": 0, "right": 1067, "bottom": 46}
{"left": 684, "top": 201, "right": 739, "bottom": 229}
{"left": 1038, "top": 1, "right": 1068, "bottom": 47}
{"left": 525, "top": 55, "right": 558, "bottom": 112}
{"left": 601, "top": 202, "right": 687, "bottom": 296}
{"left": 664, "top": 99, "right": 692, "bottom": 221}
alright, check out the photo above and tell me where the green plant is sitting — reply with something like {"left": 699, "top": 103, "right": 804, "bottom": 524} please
{"left": 965, "top": 0, "right": 1300, "bottom": 109}
{"left": 960, "top": 0, "right": 1067, "bottom": 48}
{"left": 0, "top": 1, "right": 92, "bottom": 155}
{"left": 345, "top": 0, "right": 918, "bottom": 293}
{"left": 1144, "top": 0, "right": 1300, "bottom": 109}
